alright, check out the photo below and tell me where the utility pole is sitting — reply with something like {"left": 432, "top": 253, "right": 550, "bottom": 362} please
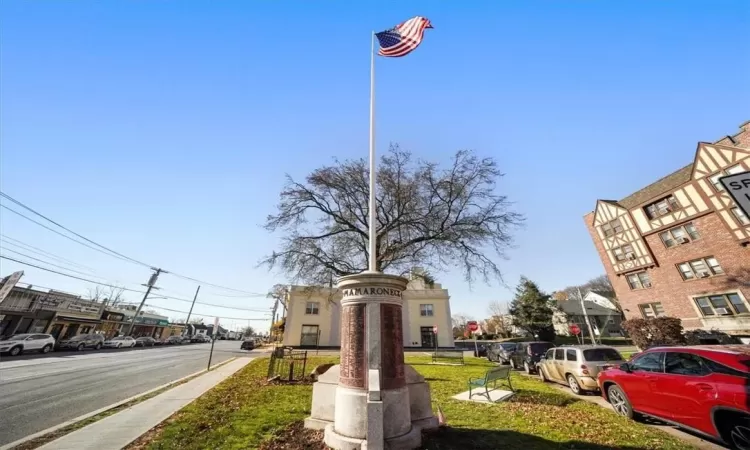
{"left": 184, "top": 285, "right": 201, "bottom": 335}
{"left": 578, "top": 287, "right": 598, "bottom": 345}
{"left": 270, "top": 298, "right": 279, "bottom": 342}
{"left": 126, "top": 268, "right": 164, "bottom": 336}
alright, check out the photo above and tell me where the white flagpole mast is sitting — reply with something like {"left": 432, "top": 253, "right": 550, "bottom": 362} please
{"left": 368, "top": 31, "right": 377, "bottom": 273}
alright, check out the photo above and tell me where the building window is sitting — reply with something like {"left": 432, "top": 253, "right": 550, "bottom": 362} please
{"left": 601, "top": 218, "right": 624, "bottom": 237}
{"left": 694, "top": 293, "right": 749, "bottom": 316}
{"left": 612, "top": 244, "right": 635, "bottom": 262}
{"left": 709, "top": 164, "right": 745, "bottom": 191}
{"left": 626, "top": 272, "right": 651, "bottom": 289}
{"left": 645, "top": 195, "right": 681, "bottom": 220}
{"left": 639, "top": 302, "right": 666, "bottom": 318}
{"left": 731, "top": 207, "right": 750, "bottom": 226}
{"left": 659, "top": 223, "right": 700, "bottom": 247}
{"left": 677, "top": 257, "right": 724, "bottom": 280}
{"left": 420, "top": 304, "right": 434, "bottom": 317}
{"left": 305, "top": 302, "right": 320, "bottom": 315}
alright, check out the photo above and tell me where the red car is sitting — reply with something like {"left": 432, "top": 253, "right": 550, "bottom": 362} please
{"left": 597, "top": 345, "right": 750, "bottom": 449}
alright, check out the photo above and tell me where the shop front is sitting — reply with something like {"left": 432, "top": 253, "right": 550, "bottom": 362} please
{"left": 129, "top": 316, "right": 170, "bottom": 338}
{"left": 98, "top": 310, "right": 127, "bottom": 339}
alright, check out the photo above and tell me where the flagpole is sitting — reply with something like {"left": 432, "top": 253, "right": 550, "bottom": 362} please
{"left": 368, "top": 31, "right": 377, "bottom": 273}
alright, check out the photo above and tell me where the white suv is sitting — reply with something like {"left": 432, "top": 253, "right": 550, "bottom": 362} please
{"left": 0, "top": 333, "right": 56, "bottom": 356}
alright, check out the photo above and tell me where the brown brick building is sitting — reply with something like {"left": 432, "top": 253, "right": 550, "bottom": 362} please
{"left": 584, "top": 121, "right": 750, "bottom": 336}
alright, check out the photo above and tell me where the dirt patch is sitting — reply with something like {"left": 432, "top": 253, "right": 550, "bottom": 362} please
{"left": 258, "top": 421, "right": 327, "bottom": 450}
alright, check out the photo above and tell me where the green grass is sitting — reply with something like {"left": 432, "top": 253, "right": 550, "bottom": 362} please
{"left": 136, "top": 356, "right": 692, "bottom": 450}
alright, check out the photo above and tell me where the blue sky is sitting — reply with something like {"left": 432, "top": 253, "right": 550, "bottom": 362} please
{"left": 1, "top": 1, "right": 748, "bottom": 326}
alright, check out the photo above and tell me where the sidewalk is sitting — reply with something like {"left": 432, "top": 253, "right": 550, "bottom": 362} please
{"left": 38, "top": 357, "right": 254, "bottom": 450}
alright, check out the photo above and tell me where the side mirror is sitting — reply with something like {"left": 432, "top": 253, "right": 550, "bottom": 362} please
{"left": 620, "top": 363, "right": 632, "bottom": 373}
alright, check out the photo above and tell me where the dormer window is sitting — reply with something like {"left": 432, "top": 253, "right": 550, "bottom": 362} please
{"left": 645, "top": 195, "right": 680, "bottom": 220}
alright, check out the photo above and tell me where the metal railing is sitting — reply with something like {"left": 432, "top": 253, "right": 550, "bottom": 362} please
{"left": 267, "top": 346, "right": 308, "bottom": 382}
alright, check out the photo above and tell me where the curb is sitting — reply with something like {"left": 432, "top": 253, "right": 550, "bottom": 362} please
{"left": 0, "top": 357, "right": 237, "bottom": 450}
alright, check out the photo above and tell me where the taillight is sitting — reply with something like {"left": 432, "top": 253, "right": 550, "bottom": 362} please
{"left": 581, "top": 364, "right": 590, "bottom": 375}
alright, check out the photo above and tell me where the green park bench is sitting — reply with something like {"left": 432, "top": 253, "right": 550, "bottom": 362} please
{"left": 468, "top": 366, "right": 513, "bottom": 401}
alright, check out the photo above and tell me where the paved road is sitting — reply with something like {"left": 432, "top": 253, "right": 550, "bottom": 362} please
{"left": 0, "top": 340, "right": 266, "bottom": 446}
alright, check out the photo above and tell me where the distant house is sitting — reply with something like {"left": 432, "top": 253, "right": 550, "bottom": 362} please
{"left": 553, "top": 300, "right": 624, "bottom": 337}
{"left": 185, "top": 323, "right": 208, "bottom": 336}
{"left": 206, "top": 324, "right": 228, "bottom": 338}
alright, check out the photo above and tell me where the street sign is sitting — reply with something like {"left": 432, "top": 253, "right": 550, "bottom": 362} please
{"left": 0, "top": 271, "right": 24, "bottom": 303}
{"left": 720, "top": 170, "right": 750, "bottom": 219}
{"left": 569, "top": 324, "right": 581, "bottom": 335}
{"left": 432, "top": 325, "right": 438, "bottom": 334}
{"left": 467, "top": 321, "right": 479, "bottom": 332}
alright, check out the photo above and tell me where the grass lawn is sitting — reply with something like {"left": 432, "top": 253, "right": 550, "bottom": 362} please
{"left": 132, "top": 355, "right": 693, "bottom": 450}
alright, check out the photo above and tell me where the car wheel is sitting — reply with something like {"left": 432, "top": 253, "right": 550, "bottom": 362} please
{"left": 77, "top": 343, "right": 85, "bottom": 351}
{"left": 9, "top": 346, "right": 22, "bottom": 356}
{"left": 607, "top": 385, "right": 633, "bottom": 419}
{"left": 41, "top": 344, "right": 53, "bottom": 354}
{"left": 567, "top": 374, "right": 582, "bottom": 395}
{"left": 524, "top": 361, "right": 533, "bottom": 374}
{"left": 95, "top": 343, "right": 102, "bottom": 350}
{"left": 538, "top": 366, "right": 547, "bottom": 382}
{"left": 117, "top": 344, "right": 122, "bottom": 348}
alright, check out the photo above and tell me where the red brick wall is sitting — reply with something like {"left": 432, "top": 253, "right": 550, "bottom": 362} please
{"left": 584, "top": 211, "right": 750, "bottom": 330}
{"left": 715, "top": 121, "right": 750, "bottom": 148}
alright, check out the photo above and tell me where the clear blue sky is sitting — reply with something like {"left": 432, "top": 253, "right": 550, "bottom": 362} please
{"left": 1, "top": 1, "right": 748, "bottom": 326}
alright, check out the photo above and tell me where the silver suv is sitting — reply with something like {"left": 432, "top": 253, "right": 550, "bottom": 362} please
{"left": 0, "top": 333, "right": 56, "bottom": 356}
{"left": 537, "top": 345, "right": 625, "bottom": 394}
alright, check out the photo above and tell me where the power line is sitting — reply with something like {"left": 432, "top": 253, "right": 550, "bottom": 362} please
{"left": 1, "top": 191, "right": 267, "bottom": 296}
{"left": 130, "top": 302, "right": 271, "bottom": 322}
{"left": 1, "top": 234, "right": 97, "bottom": 272}
{"left": 1, "top": 248, "right": 112, "bottom": 279}
{"left": 1, "top": 192, "right": 151, "bottom": 268}
{"left": 1, "top": 255, "right": 273, "bottom": 312}
{"left": 1, "top": 205, "right": 140, "bottom": 266}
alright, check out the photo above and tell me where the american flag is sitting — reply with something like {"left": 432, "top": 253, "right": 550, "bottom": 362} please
{"left": 375, "top": 16, "right": 433, "bottom": 58}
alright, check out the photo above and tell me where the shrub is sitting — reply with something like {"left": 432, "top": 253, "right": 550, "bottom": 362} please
{"left": 621, "top": 317, "right": 685, "bottom": 350}
{"left": 684, "top": 329, "right": 741, "bottom": 345}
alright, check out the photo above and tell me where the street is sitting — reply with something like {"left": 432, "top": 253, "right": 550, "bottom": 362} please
{"left": 0, "top": 340, "right": 264, "bottom": 446}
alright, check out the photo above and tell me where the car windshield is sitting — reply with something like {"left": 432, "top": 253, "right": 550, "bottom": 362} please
{"left": 68, "top": 335, "right": 90, "bottom": 341}
{"left": 529, "top": 343, "right": 554, "bottom": 353}
{"left": 583, "top": 348, "right": 624, "bottom": 362}
{"left": 500, "top": 343, "right": 517, "bottom": 350}
{"left": 5, "top": 334, "right": 32, "bottom": 341}
{"left": 136, "top": 337, "right": 149, "bottom": 340}
{"left": 112, "top": 337, "right": 128, "bottom": 340}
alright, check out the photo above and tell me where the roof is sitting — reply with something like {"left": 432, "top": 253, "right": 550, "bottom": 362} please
{"left": 617, "top": 163, "right": 694, "bottom": 209}
{"left": 588, "top": 290, "right": 616, "bottom": 300}
{"left": 557, "top": 300, "right": 619, "bottom": 316}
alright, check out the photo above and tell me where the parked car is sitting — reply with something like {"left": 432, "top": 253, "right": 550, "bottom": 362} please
{"left": 509, "top": 341, "right": 555, "bottom": 374}
{"left": 57, "top": 333, "right": 105, "bottom": 351}
{"left": 598, "top": 345, "right": 750, "bottom": 449}
{"left": 473, "top": 343, "right": 488, "bottom": 358}
{"left": 0, "top": 333, "right": 56, "bottom": 356}
{"left": 135, "top": 337, "right": 156, "bottom": 347}
{"left": 166, "top": 335, "right": 184, "bottom": 345}
{"left": 104, "top": 336, "right": 136, "bottom": 348}
{"left": 487, "top": 342, "right": 519, "bottom": 364}
{"left": 241, "top": 339, "right": 255, "bottom": 350}
{"left": 537, "top": 345, "right": 625, "bottom": 394}
{"left": 191, "top": 334, "right": 210, "bottom": 343}
{"left": 154, "top": 338, "right": 168, "bottom": 346}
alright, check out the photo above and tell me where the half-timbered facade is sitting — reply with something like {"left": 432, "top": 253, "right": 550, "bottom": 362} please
{"left": 584, "top": 121, "right": 750, "bottom": 336}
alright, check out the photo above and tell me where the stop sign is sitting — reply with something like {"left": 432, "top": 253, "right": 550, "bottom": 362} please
{"left": 467, "top": 321, "right": 479, "bottom": 332}
{"left": 569, "top": 324, "right": 581, "bottom": 335}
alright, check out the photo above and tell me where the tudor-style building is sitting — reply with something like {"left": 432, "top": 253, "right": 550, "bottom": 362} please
{"left": 584, "top": 121, "right": 750, "bottom": 337}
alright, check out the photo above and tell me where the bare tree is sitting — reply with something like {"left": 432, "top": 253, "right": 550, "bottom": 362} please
{"left": 261, "top": 146, "right": 523, "bottom": 286}
{"left": 190, "top": 317, "right": 204, "bottom": 324}
{"left": 485, "top": 300, "right": 512, "bottom": 338}
{"left": 451, "top": 313, "right": 474, "bottom": 338}
{"left": 241, "top": 326, "right": 255, "bottom": 337}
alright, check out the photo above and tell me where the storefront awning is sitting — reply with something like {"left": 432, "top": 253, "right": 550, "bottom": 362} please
{"left": 55, "top": 315, "right": 102, "bottom": 324}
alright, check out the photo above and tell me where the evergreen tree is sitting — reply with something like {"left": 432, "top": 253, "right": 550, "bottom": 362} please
{"left": 509, "top": 277, "right": 555, "bottom": 341}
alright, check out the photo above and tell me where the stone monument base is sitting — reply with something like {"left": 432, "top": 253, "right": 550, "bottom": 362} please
{"left": 324, "top": 422, "right": 422, "bottom": 450}
{"left": 305, "top": 364, "right": 438, "bottom": 447}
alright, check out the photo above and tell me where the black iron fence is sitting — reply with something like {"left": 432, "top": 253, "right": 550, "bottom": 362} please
{"left": 267, "top": 346, "right": 308, "bottom": 382}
